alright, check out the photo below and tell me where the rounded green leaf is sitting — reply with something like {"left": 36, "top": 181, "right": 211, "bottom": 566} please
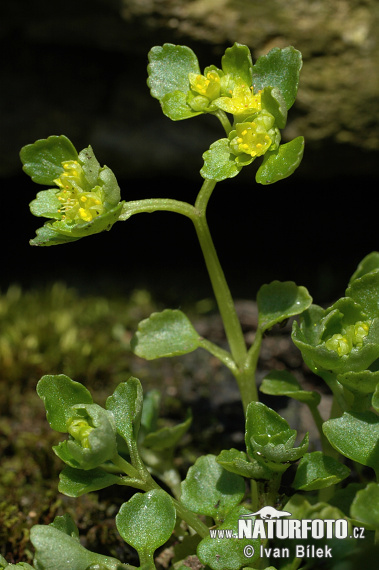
{"left": 180, "top": 454, "right": 245, "bottom": 521}
{"left": 20, "top": 135, "right": 78, "bottom": 185}
{"left": 255, "top": 136, "right": 304, "bottom": 185}
{"left": 116, "top": 489, "right": 176, "bottom": 555}
{"left": 257, "top": 280, "right": 312, "bottom": 332}
{"left": 252, "top": 47, "right": 302, "bottom": 110}
{"left": 293, "top": 452, "right": 350, "bottom": 491}
{"left": 131, "top": 309, "right": 200, "bottom": 360}
{"left": 36, "top": 374, "right": 93, "bottom": 432}
{"left": 147, "top": 44, "right": 200, "bottom": 101}
{"left": 323, "top": 411, "right": 379, "bottom": 474}
{"left": 197, "top": 505, "right": 260, "bottom": 570}
{"left": 350, "top": 482, "right": 379, "bottom": 528}
{"left": 260, "top": 370, "right": 321, "bottom": 405}
{"left": 200, "top": 138, "right": 243, "bottom": 181}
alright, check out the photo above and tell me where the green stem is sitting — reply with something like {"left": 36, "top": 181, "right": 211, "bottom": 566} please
{"left": 114, "top": 453, "right": 209, "bottom": 538}
{"left": 212, "top": 109, "right": 233, "bottom": 135}
{"left": 193, "top": 179, "right": 247, "bottom": 368}
{"left": 172, "top": 498, "right": 209, "bottom": 538}
{"left": 119, "top": 198, "right": 197, "bottom": 221}
{"left": 308, "top": 403, "right": 338, "bottom": 458}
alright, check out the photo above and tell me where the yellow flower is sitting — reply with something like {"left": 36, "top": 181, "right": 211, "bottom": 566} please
{"left": 325, "top": 321, "right": 370, "bottom": 356}
{"left": 230, "top": 121, "right": 272, "bottom": 158}
{"left": 189, "top": 70, "right": 221, "bottom": 101}
{"left": 215, "top": 84, "right": 262, "bottom": 116}
{"left": 54, "top": 160, "right": 104, "bottom": 223}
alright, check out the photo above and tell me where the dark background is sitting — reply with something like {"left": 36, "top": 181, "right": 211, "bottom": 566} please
{"left": 2, "top": 0, "right": 378, "bottom": 306}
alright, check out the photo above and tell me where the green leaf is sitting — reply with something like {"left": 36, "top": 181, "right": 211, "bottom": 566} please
{"left": 257, "top": 280, "right": 312, "bottom": 332}
{"left": 131, "top": 309, "right": 200, "bottom": 360}
{"left": 197, "top": 505, "right": 260, "bottom": 570}
{"left": 261, "top": 86, "right": 288, "bottom": 129}
{"left": 216, "top": 448, "right": 273, "bottom": 480}
{"left": 372, "top": 384, "right": 379, "bottom": 412}
{"left": 36, "top": 374, "right": 93, "bottom": 432}
{"left": 255, "top": 136, "right": 304, "bottom": 185}
{"left": 221, "top": 43, "right": 253, "bottom": 86}
{"left": 30, "top": 189, "right": 62, "bottom": 219}
{"left": 77, "top": 145, "right": 100, "bottom": 187}
{"left": 29, "top": 223, "right": 81, "bottom": 246}
{"left": 346, "top": 270, "right": 379, "bottom": 318}
{"left": 200, "top": 138, "right": 243, "bottom": 181}
{"left": 180, "top": 454, "right": 245, "bottom": 522}
{"left": 246, "top": 402, "right": 308, "bottom": 467}
{"left": 140, "top": 389, "right": 161, "bottom": 437}
{"left": 293, "top": 451, "right": 350, "bottom": 491}
{"left": 58, "top": 466, "right": 122, "bottom": 497}
{"left": 53, "top": 404, "right": 118, "bottom": 471}
{"left": 50, "top": 513, "right": 79, "bottom": 539}
{"left": 48, "top": 201, "right": 124, "bottom": 238}
{"left": 323, "top": 411, "right": 379, "bottom": 474}
{"left": 143, "top": 410, "right": 192, "bottom": 450}
{"left": 115, "top": 489, "right": 176, "bottom": 558}
{"left": 20, "top": 135, "right": 78, "bottom": 185}
{"left": 30, "top": 519, "right": 125, "bottom": 570}
{"left": 336, "top": 370, "right": 379, "bottom": 395}
{"left": 350, "top": 482, "right": 379, "bottom": 529}
{"left": 98, "top": 165, "right": 122, "bottom": 208}
{"left": 106, "top": 377, "right": 143, "bottom": 445}
{"left": 147, "top": 44, "right": 200, "bottom": 101}
{"left": 260, "top": 370, "right": 321, "bottom": 405}
{"left": 349, "top": 251, "right": 379, "bottom": 284}
{"left": 161, "top": 90, "right": 202, "bottom": 120}
{"left": 252, "top": 47, "right": 302, "bottom": 110}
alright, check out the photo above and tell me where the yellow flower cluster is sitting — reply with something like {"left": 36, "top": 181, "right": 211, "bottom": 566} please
{"left": 54, "top": 161, "right": 104, "bottom": 223}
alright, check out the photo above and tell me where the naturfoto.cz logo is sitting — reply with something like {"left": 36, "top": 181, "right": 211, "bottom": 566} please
{"left": 209, "top": 506, "right": 365, "bottom": 561}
